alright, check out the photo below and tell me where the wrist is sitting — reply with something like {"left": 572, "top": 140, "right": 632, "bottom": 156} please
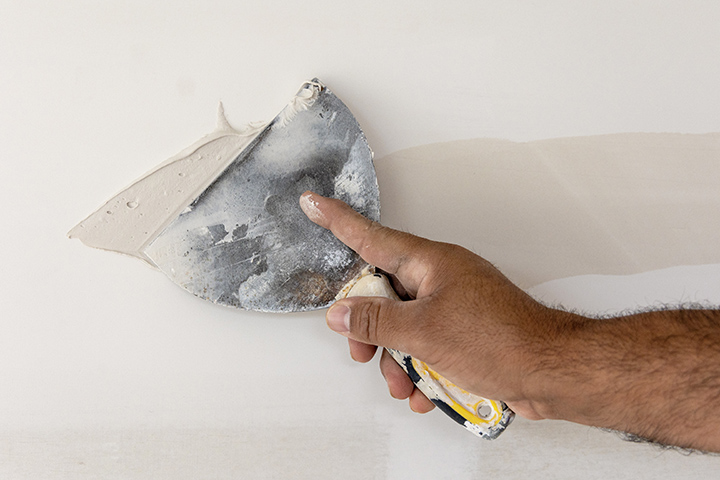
{"left": 520, "top": 307, "right": 601, "bottom": 422}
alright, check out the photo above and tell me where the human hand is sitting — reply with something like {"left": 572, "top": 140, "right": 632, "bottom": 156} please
{"left": 299, "top": 191, "right": 582, "bottom": 421}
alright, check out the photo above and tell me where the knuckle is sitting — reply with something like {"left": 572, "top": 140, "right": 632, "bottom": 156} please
{"left": 355, "top": 221, "right": 384, "bottom": 257}
{"left": 406, "top": 302, "right": 453, "bottom": 365}
{"left": 351, "top": 299, "right": 385, "bottom": 344}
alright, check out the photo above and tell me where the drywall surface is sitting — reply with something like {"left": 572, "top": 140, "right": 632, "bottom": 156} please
{"left": 2, "top": 1, "right": 720, "bottom": 479}
{"left": 375, "top": 133, "right": 720, "bottom": 288}
{"left": 1, "top": 265, "right": 719, "bottom": 480}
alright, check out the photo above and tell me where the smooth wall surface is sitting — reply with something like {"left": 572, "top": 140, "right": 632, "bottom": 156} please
{"left": 1, "top": 2, "right": 719, "bottom": 478}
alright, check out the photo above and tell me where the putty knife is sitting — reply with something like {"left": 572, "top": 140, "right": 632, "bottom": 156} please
{"left": 71, "top": 79, "right": 514, "bottom": 439}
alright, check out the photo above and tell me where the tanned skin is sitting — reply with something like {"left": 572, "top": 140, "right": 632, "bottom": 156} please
{"left": 300, "top": 191, "right": 720, "bottom": 452}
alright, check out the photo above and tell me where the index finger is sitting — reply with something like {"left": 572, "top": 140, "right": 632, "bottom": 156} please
{"left": 299, "top": 191, "right": 431, "bottom": 289}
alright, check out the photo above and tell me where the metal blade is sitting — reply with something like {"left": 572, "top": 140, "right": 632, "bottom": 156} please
{"left": 142, "top": 80, "right": 379, "bottom": 312}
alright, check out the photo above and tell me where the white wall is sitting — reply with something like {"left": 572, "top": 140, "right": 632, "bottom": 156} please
{"left": 1, "top": 1, "right": 719, "bottom": 478}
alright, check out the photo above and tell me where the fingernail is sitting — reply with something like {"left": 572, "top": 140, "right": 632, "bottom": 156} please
{"left": 327, "top": 304, "right": 350, "bottom": 333}
{"left": 299, "top": 192, "right": 324, "bottom": 222}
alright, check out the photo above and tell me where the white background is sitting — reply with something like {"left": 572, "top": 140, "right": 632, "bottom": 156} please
{"left": 1, "top": 1, "right": 719, "bottom": 478}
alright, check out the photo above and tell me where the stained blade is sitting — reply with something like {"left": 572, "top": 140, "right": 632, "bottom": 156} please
{"left": 143, "top": 80, "right": 380, "bottom": 312}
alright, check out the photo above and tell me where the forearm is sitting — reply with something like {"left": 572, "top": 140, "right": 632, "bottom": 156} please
{"left": 531, "top": 307, "right": 720, "bottom": 451}
{"left": 300, "top": 192, "right": 720, "bottom": 450}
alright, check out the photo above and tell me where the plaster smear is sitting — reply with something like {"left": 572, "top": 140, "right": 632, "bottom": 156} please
{"left": 375, "top": 133, "right": 720, "bottom": 289}
{"left": 67, "top": 105, "right": 267, "bottom": 264}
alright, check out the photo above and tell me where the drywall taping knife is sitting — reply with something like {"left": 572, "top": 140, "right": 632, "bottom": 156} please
{"left": 70, "top": 79, "right": 514, "bottom": 439}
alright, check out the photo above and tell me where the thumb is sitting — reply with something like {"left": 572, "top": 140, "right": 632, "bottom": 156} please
{"left": 326, "top": 296, "right": 422, "bottom": 354}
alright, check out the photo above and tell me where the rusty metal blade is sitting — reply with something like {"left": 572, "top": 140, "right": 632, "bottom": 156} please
{"left": 143, "top": 80, "right": 380, "bottom": 312}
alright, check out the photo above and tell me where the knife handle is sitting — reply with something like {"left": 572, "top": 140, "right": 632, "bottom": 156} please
{"left": 345, "top": 273, "right": 514, "bottom": 439}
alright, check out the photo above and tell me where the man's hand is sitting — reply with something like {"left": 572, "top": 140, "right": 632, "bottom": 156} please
{"left": 299, "top": 190, "right": 579, "bottom": 420}
{"left": 300, "top": 191, "right": 720, "bottom": 452}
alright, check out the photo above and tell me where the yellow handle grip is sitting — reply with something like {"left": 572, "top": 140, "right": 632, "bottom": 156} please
{"left": 345, "top": 272, "right": 514, "bottom": 439}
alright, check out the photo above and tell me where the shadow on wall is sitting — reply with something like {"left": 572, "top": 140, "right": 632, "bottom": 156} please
{"left": 375, "top": 133, "right": 720, "bottom": 288}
